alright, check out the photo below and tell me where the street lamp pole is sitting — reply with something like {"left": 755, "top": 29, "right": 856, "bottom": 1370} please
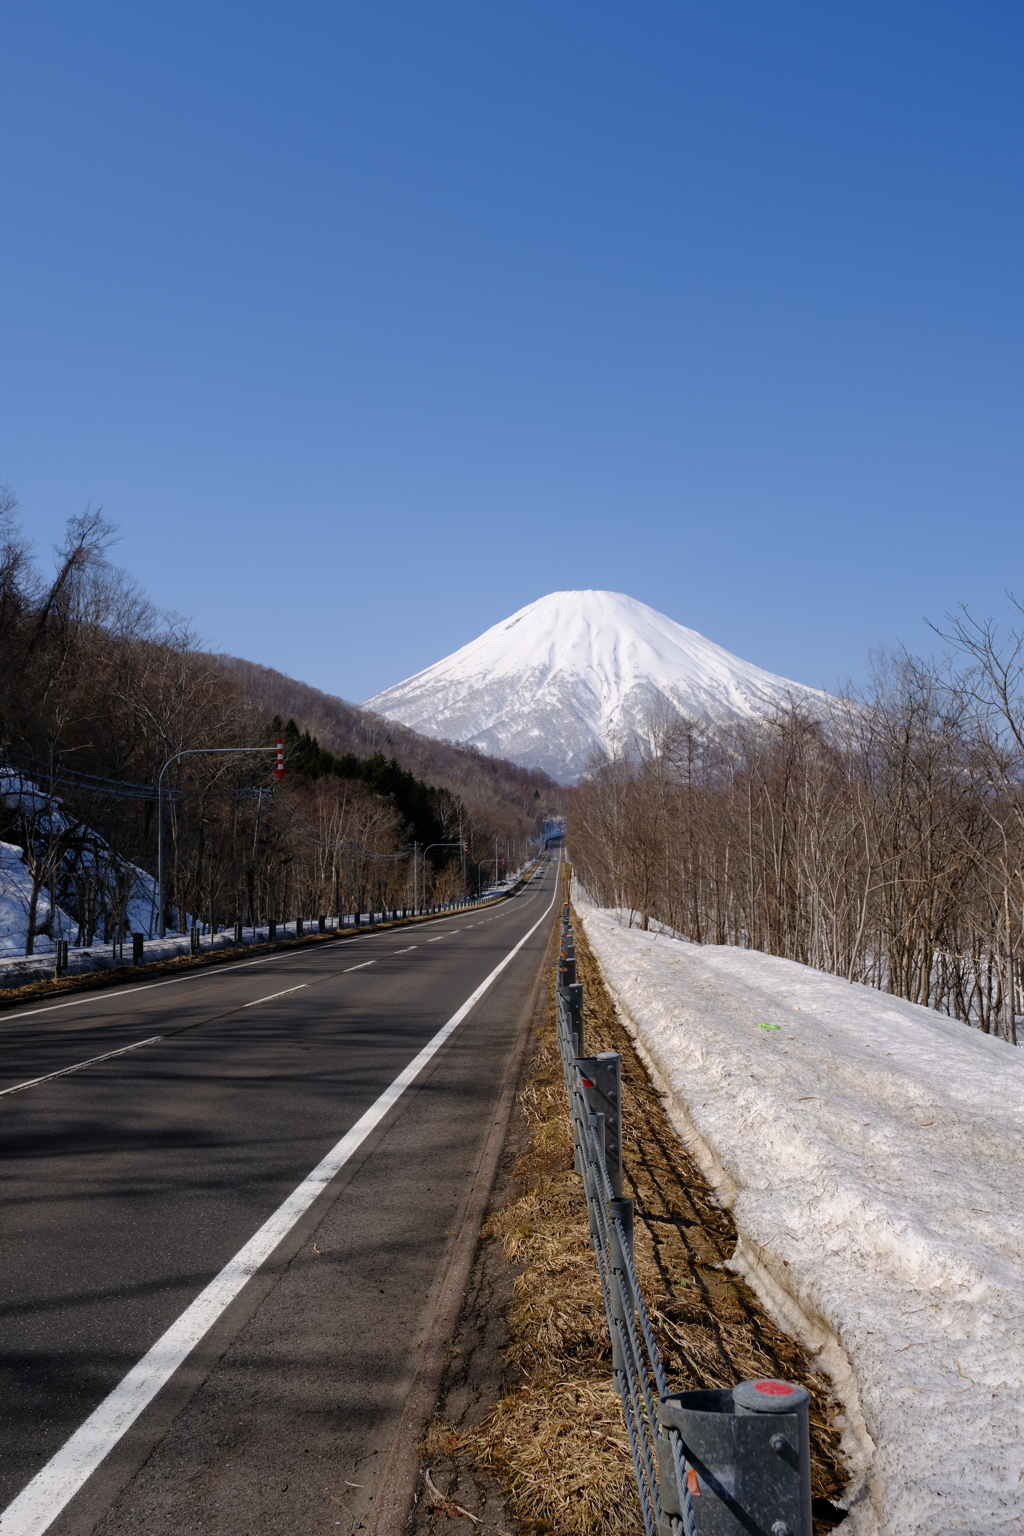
{"left": 418, "top": 842, "right": 463, "bottom": 912}
{"left": 157, "top": 746, "right": 279, "bottom": 938}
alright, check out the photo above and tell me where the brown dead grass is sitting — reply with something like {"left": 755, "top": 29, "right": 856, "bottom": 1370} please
{"left": 454, "top": 889, "right": 849, "bottom": 1535}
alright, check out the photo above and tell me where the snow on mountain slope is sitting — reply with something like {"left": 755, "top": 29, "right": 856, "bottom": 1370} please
{"left": 362, "top": 590, "right": 825, "bottom": 783}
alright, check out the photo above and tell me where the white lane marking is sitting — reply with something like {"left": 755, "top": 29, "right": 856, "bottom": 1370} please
{"left": 242, "top": 984, "right": 308, "bottom": 1008}
{"left": 0, "top": 952, "right": 310, "bottom": 1027}
{"left": 0, "top": 879, "right": 557, "bottom": 1536}
{"left": 0, "top": 893, "right": 531, "bottom": 1030}
{"left": 0, "top": 883, "right": 551, "bottom": 1094}
{"left": 0, "top": 1037, "right": 165, "bottom": 1099}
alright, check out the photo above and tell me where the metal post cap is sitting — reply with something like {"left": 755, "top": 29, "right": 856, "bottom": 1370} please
{"left": 732, "top": 1379, "right": 808, "bottom": 1413}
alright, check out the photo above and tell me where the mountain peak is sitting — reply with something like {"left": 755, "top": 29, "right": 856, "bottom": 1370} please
{"left": 362, "top": 590, "right": 823, "bottom": 783}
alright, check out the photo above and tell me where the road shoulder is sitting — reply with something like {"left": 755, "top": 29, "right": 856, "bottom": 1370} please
{"left": 407, "top": 904, "right": 850, "bottom": 1536}
{"left": 365, "top": 888, "right": 560, "bottom": 1536}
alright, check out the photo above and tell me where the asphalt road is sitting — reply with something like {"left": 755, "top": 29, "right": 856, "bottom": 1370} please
{"left": 0, "top": 857, "right": 560, "bottom": 1536}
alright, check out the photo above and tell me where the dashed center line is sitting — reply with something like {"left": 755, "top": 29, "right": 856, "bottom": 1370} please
{"left": 0, "top": 1036, "right": 165, "bottom": 1098}
{"left": 0, "top": 877, "right": 548, "bottom": 1100}
{"left": 0, "top": 875, "right": 559, "bottom": 1536}
{"left": 242, "top": 984, "right": 308, "bottom": 1007}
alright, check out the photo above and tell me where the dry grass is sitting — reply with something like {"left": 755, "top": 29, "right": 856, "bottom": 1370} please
{"left": 450, "top": 893, "right": 849, "bottom": 1535}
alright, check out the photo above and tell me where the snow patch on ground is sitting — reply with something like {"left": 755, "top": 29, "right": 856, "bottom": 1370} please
{"left": 0, "top": 835, "right": 157, "bottom": 957}
{"left": 575, "top": 894, "right": 1024, "bottom": 1536}
{"left": 0, "top": 923, "right": 248, "bottom": 988}
{"left": 0, "top": 841, "right": 75, "bottom": 955}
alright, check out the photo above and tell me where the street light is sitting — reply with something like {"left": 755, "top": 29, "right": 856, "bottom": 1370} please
{"left": 417, "top": 841, "right": 463, "bottom": 909}
{"left": 477, "top": 858, "right": 500, "bottom": 895}
{"left": 157, "top": 747, "right": 279, "bottom": 938}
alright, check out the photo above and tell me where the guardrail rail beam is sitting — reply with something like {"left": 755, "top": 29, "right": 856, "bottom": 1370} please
{"left": 555, "top": 905, "right": 812, "bottom": 1536}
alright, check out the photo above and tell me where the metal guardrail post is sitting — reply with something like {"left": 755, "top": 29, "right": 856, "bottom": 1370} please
{"left": 574, "top": 1051, "right": 623, "bottom": 1198}
{"left": 559, "top": 980, "right": 584, "bottom": 1053}
{"left": 555, "top": 908, "right": 808, "bottom": 1536}
{"left": 611, "top": 1195, "right": 634, "bottom": 1264}
{"left": 657, "top": 1378, "right": 811, "bottom": 1536}
{"left": 607, "top": 1195, "right": 634, "bottom": 1381}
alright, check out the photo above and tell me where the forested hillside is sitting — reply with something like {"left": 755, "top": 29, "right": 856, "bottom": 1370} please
{"left": 217, "top": 654, "right": 561, "bottom": 840}
{"left": 0, "top": 493, "right": 563, "bottom": 950}
{"left": 572, "top": 641, "right": 1024, "bottom": 1039}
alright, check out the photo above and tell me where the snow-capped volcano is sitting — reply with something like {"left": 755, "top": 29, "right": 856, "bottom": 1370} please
{"left": 362, "top": 591, "right": 825, "bottom": 784}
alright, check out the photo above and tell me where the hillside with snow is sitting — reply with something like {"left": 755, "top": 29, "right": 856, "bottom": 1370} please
{"left": 362, "top": 590, "right": 826, "bottom": 783}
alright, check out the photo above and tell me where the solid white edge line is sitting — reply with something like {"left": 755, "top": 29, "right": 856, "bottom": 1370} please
{"left": 0, "top": 871, "right": 558, "bottom": 1536}
{"left": 0, "top": 1037, "right": 165, "bottom": 1099}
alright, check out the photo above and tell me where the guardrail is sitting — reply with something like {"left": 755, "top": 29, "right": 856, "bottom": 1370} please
{"left": 556, "top": 903, "right": 815, "bottom": 1536}
{"left": 41, "top": 861, "right": 548, "bottom": 984}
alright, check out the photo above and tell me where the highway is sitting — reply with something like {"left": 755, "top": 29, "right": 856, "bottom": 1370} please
{"left": 0, "top": 857, "right": 559, "bottom": 1536}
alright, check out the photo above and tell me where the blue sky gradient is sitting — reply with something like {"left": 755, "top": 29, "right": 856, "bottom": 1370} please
{"left": 2, "top": 2, "right": 1022, "bottom": 702}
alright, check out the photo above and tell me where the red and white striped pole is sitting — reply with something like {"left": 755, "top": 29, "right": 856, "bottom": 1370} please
{"left": 275, "top": 738, "right": 285, "bottom": 780}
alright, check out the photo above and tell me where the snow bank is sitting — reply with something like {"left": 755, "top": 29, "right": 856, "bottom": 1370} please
{"left": 0, "top": 768, "right": 160, "bottom": 956}
{"left": 0, "top": 924, "right": 247, "bottom": 989}
{"left": 0, "top": 836, "right": 157, "bottom": 960}
{"left": 0, "top": 841, "right": 75, "bottom": 955}
{"left": 575, "top": 896, "right": 1024, "bottom": 1536}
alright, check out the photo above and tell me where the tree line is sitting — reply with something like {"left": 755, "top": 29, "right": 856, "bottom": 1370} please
{"left": 571, "top": 620, "right": 1024, "bottom": 1043}
{"left": 0, "top": 491, "right": 555, "bottom": 952}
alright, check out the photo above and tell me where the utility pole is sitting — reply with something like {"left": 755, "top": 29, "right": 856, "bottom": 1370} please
{"left": 250, "top": 785, "right": 271, "bottom": 928}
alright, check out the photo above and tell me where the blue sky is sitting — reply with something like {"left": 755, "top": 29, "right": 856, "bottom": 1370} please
{"left": 2, "top": 2, "right": 1022, "bottom": 703}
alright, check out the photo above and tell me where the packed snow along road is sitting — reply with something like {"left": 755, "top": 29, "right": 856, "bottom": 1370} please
{"left": 575, "top": 895, "right": 1024, "bottom": 1536}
